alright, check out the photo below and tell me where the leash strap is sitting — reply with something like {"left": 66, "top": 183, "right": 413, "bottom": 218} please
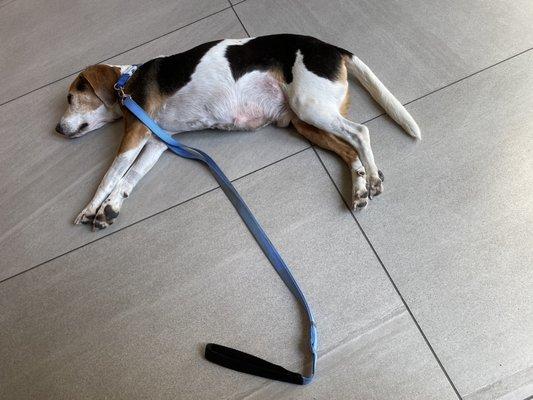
{"left": 115, "top": 66, "right": 317, "bottom": 385}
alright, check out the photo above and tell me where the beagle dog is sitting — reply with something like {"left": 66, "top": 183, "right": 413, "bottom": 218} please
{"left": 56, "top": 34, "right": 420, "bottom": 230}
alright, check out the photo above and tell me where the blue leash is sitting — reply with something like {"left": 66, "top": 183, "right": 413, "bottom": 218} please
{"left": 115, "top": 65, "right": 317, "bottom": 385}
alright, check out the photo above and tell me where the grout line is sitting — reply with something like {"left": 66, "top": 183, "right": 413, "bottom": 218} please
{"left": 401, "top": 47, "right": 533, "bottom": 108}
{"left": 1, "top": 5, "right": 530, "bottom": 112}
{"left": 0, "top": 186, "right": 217, "bottom": 285}
{"left": 231, "top": 145, "right": 310, "bottom": 182}
{"left": 310, "top": 146, "right": 463, "bottom": 399}
{"left": 362, "top": 46, "right": 533, "bottom": 126}
{"left": 235, "top": 307, "right": 407, "bottom": 400}
{"left": 228, "top": 0, "right": 250, "bottom": 37}
{"left": 0, "top": 146, "right": 311, "bottom": 285}
{"left": 0, "top": 0, "right": 18, "bottom": 10}
{"left": 0, "top": 5, "right": 234, "bottom": 108}
{"left": 97, "top": 6, "right": 233, "bottom": 66}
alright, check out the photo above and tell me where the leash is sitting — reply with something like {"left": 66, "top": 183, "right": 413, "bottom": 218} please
{"left": 115, "top": 65, "right": 317, "bottom": 385}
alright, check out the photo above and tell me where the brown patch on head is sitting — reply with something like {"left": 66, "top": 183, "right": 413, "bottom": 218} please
{"left": 68, "top": 75, "right": 103, "bottom": 112}
{"left": 79, "top": 64, "right": 121, "bottom": 107}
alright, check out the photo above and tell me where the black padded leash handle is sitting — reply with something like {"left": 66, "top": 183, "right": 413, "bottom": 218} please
{"left": 205, "top": 343, "right": 305, "bottom": 385}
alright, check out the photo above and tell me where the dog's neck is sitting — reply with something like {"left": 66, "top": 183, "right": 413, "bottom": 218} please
{"left": 105, "top": 64, "right": 133, "bottom": 75}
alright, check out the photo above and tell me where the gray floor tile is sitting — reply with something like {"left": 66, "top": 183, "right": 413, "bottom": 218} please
{"left": 245, "top": 312, "right": 456, "bottom": 400}
{"left": 0, "top": 150, "right": 455, "bottom": 399}
{"left": 0, "top": 10, "right": 310, "bottom": 281}
{"left": 0, "top": 0, "right": 228, "bottom": 104}
{"left": 319, "top": 50, "right": 533, "bottom": 398}
{"left": 464, "top": 367, "right": 533, "bottom": 400}
{"left": 0, "top": 0, "right": 17, "bottom": 9}
{"left": 235, "top": 0, "right": 533, "bottom": 124}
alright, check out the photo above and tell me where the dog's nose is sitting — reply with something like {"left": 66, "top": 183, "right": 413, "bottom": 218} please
{"left": 55, "top": 123, "right": 62, "bottom": 134}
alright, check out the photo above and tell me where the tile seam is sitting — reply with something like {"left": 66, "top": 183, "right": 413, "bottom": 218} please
{"left": 235, "top": 307, "right": 407, "bottom": 400}
{"left": 0, "top": 146, "right": 311, "bottom": 285}
{"left": 0, "top": 5, "right": 234, "bottom": 107}
{"left": 311, "top": 146, "right": 463, "bottom": 399}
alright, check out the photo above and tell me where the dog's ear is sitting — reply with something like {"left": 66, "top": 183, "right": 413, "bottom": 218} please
{"left": 80, "top": 65, "right": 120, "bottom": 107}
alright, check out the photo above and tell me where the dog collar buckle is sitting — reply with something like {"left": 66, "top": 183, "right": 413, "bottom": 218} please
{"left": 114, "top": 84, "right": 126, "bottom": 99}
{"left": 114, "top": 64, "right": 140, "bottom": 102}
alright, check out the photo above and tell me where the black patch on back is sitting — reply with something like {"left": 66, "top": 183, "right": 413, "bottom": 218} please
{"left": 124, "top": 40, "right": 222, "bottom": 107}
{"left": 225, "top": 34, "right": 352, "bottom": 83}
{"left": 123, "top": 35, "right": 351, "bottom": 108}
{"left": 122, "top": 62, "right": 155, "bottom": 107}
{"left": 156, "top": 40, "right": 222, "bottom": 95}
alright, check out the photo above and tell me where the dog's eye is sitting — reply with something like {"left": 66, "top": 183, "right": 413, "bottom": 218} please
{"left": 67, "top": 94, "right": 73, "bottom": 105}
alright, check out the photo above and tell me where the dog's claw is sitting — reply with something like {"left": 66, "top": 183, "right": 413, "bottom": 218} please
{"left": 74, "top": 209, "right": 95, "bottom": 225}
{"left": 352, "top": 189, "right": 369, "bottom": 210}
{"left": 367, "top": 175, "right": 383, "bottom": 198}
{"left": 378, "top": 169, "right": 384, "bottom": 182}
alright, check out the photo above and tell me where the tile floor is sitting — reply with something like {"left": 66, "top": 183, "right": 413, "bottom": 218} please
{"left": 1, "top": 1, "right": 532, "bottom": 399}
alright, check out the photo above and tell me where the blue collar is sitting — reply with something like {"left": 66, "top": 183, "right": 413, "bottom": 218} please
{"left": 114, "top": 64, "right": 140, "bottom": 101}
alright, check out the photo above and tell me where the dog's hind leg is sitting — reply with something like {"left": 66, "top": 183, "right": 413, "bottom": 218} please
{"left": 92, "top": 137, "right": 167, "bottom": 229}
{"left": 287, "top": 52, "right": 383, "bottom": 197}
{"left": 74, "top": 118, "right": 150, "bottom": 227}
{"left": 292, "top": 118, "right": 369, "bottom": 209}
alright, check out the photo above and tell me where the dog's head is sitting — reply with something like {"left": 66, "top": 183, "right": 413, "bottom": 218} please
{"left": 56, "top": 64, "right": 122, "bottom": 138}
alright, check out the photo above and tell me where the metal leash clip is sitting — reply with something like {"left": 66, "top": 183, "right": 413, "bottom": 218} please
{"left": 114, "top": 65, "right": 139, "bottom": 103}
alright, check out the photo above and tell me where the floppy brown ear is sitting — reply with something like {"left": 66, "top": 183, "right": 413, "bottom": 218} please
{"left": 80, "top": 64, "right": 120, "bottom": 107}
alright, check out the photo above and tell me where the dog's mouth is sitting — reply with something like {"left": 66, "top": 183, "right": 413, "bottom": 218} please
{"left": 66, "top": 131, "right": 86, "bottom": 138}
{"left": 58, "top": 129, "right": 86, "bottom": 139}
{"left": 56, "top": 122, "right": 90, "bottom": 138}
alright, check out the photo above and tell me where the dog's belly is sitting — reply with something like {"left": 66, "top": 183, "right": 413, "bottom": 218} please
{"left": 156, "top": 70, "right": 291, "bottom": 132}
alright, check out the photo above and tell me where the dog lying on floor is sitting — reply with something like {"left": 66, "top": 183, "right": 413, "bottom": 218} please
{"left": 56, "top": 34, "right": 420, "bottom": 230}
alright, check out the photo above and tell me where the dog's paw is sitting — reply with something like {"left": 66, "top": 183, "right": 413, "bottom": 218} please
{"left": 92, "top": 202, "right": 119, "bottom": 230}
{"left": 352, "top": 188, "right": 369, "bottom": 210}
{"left": 367, "top": 173, "right": 383, "bottom": 198}
{"left": 74, "top": 208, "right": 96, "bottom": 225}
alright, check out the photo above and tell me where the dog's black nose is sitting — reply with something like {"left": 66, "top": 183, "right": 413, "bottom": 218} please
{"left": 55, "top": 123, "right": 62, "bottom": 134}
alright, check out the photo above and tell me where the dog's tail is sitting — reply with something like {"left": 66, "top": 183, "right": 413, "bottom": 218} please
{"left": 344, "top": 54, "right": 421, "bottom": 139}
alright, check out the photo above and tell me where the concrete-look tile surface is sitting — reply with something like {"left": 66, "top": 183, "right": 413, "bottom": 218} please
{"left": 319, "top": 50, "right": 533, "bottom": 398}
{"left": 0, "top": 10, "right": 309, "bottom": 281}
{"left": 0, "top": 0, "right": 229, "bottom": 104}
{"left": 0, "top": 150, "right": 456, "bottom": 399}
{"left": 245, "top": 312, "right": 456, "bottom": 400}
{"left": 235, "top": 0, "right": 533, "bottom": 124}
{"left": 2, "top": 0, "right": 532, "bottom": 397}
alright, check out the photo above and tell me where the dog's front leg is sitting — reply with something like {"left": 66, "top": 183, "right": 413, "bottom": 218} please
{"left": 74, "top": 121, "right": 149, "bottom": 226}
{"left": 92, "top": 137, "right": 167, "bottom": 229}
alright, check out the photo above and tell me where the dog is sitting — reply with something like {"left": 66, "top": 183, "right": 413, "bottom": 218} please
{"left": 56, "top": 34, "right": 420, "bottom": 230}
